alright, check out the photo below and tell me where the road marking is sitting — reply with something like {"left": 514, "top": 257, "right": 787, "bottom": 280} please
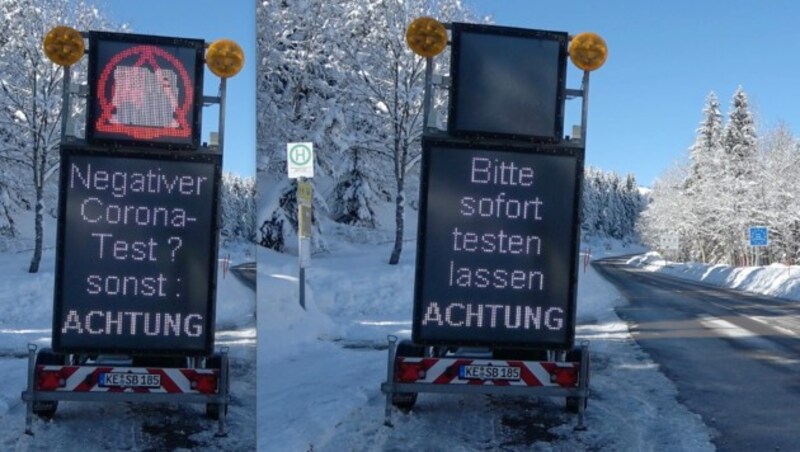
{"left": 749, "top": 316, "right": 798, "bottom": 337}
{"left": 696, "top": 315, "right": 755, "bottom": 338}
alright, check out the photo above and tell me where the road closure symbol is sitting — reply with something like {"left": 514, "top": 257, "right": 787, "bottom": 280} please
{"left": 287, "top": 142, "right": 314, "bottom": 178}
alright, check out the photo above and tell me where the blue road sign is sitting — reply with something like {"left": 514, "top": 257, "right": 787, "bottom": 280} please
{"left": 749, "top": 226, "right": 768, "bottom": 247}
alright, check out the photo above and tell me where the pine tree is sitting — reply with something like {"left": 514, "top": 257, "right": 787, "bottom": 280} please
{"left": 721, "top": 86, "right": 758, "bottom": 264}
{"left": 685, "top": 92, "right": 724, "bottom": 263}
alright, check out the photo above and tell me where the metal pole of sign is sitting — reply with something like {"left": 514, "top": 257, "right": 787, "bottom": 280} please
{"left": 580, "top": 70, "right": 590, "bottom": 145}
{"left": 24, "top": 343, "right": 36, "bottom": 435}
{"left": 218, "top": 77, "right": 227, "bottom": 152}
{"left": 299, "top": 267, "right": 306, "bottom": 310}
{"left": 384, "top": 335, "right": 398, "bottom": 427}
{"left": 60, "top": 67, "right": 71, "bottom": 140}
{"left": 298, "top": 177, "right": 306, "bottom": 310}
{"left": 422, "top": 57, "right": 434, "bottom": 131}
{"left": 216, "top": 347, "right": 230, "bottom": 437}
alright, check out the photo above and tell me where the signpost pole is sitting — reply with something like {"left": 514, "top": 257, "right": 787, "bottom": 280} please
{"left": 580, "top": 71, "right": 590, "bottom": 144}
{"left": 299, "top": 177, "right": 306, "bottom": 310}
{"left": 422, "top": 57, "right": 434, "bottom": 131}
{"left": 288, "top": 146, "right": 314, "bottom": 311}
{"left": 296, "top": 177, "right": 313, "bottom": 310}
{"left": 60, "top": 67, "right": 71, "bottom": 140}
{"left": 218, "top": 77, "right": 227, "bottom": 151}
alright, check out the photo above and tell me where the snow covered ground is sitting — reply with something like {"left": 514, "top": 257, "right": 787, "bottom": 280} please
{"left": 258, "top": 235, "right": 715, "bottom": 451}
{"left": 629, "top": 251, "right": 800, "bottom": 301}
{"left": 0, "top": 211, "right": 257, "bottom": 451}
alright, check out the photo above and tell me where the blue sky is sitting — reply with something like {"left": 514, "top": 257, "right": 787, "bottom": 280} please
{"left": 471, "top": 0, "right": 800, "bottom": 186}
{"left": 101, "top": 0, "right": 256, "bottom": 176}
{"left": 96, "top": 1, "right": 800, "bottom": 185}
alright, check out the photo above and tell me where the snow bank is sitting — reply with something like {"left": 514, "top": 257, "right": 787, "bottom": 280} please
{"left": 628, "top": 252, "right": 800, "bottom": 301}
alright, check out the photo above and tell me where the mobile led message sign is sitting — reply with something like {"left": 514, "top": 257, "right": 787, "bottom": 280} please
{"left": 412, "top": 139, "right": 583, "bottom": 349}
{"left": 448, "top": 23, "right": 568, "bottom": 142}
{"left": 53, "top": 145, "right": 221, "bottom": 355}
{"left": 86, "top": 31, "right": 204, "bottom": 150}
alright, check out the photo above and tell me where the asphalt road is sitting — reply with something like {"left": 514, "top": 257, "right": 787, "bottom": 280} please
{"left": 231, "top": 262, "right": 256, "bottom": 291}
{"left": 594, "top": 256, "right": 800, "bottom": 452}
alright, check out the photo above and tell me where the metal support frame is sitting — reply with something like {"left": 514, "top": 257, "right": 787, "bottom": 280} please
{"left": 217, "top": 77, "right": 227, "bottom": 151}
{"left": 60, "top": 67, "right": 72, "bottom": 140}
{"left": 24, "top": 344, "right": 37, "bottom": 435}
{"left": 580, "top": 70, "right": 590, "bottom": 146}
{"left": 381, "top": 337, "right": 591, "bottom": 430}
{"left": 422, "top": 57, "right": 434, "bottom": 132}
{"left": 22, "top": 346, "right": 231, "bottom": 436}
{"left": 383, "top": 336, "right": 399, "bottom": 426}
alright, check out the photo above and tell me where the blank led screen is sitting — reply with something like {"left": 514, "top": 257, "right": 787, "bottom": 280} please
{"left": 448, "top": 23, "right": 567, "bottom": 142}
{"left": 86, "top": 32, "right": 204, "bottom": 150}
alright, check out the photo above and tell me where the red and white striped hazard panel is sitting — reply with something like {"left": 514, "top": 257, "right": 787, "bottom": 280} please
{"left": 394, "top": 357, "right": 580, "bottom": 387}
{"left": 35, "top": 365, "right": 219, "bottom": 394}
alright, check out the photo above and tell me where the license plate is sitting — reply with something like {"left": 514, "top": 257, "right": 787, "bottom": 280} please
{"left": 459, "top": 364, "right": 521, "bottom": 381}
{"left": 99, "top": 372, "right": 161, "bottom": 388}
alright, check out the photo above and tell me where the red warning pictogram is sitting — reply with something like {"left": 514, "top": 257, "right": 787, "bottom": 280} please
{"left": 86, "top": 32, "right": 204, "bottom": 149}
{"left": 96, "top": 45, "right": 194, "bottom": 140}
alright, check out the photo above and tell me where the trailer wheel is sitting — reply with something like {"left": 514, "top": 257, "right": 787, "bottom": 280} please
{"left": 205, "top": 354, "right": 229, "bottom": 420}
{"left": 391, "top": 392, "right": 417, "bottom": 410}
{"left": 392, "top": 341, "right": 423, "bottom": 410}
{"left": 33, "top": 348, "right": 64, "bottom": 419}
{"left": 566, "top": 396, "right": 588, "bottom": 413}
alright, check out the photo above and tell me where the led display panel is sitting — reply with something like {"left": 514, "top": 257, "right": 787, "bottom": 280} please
{"left": 448, "top": 23, "right": 568, "bottom": 142}
{"left": 413, "top": 139, "right": 583, "bottom": 349}
{"left": 53, "top": 145, "right": 221, "bottom": 355}
{"left": 86, "top": 31, "right": 204, "bottom": 150}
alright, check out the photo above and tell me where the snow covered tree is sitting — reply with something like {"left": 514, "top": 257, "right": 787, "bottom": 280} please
{"left": 638, "top": 163, "right": 689, "bottom": 256}
{"left": 330, "top": 148, "right": 377, "bottom": 227}
{"left": 720, "top": 86, "right": 758, "bottom": 264}
{"left": 683, "top": 92, "right": 725, "bottom": 262}
{"left": 581, "top": 167, "right": 646, "bottom": 242}
{"left": 339, "top": 0, "right": 478, "bottom": 264}
{"left": 0, "top": 181, "right": 16, "bottom": 239}
{"left": 640, "top": 87, "right": 781, "bottom": 266}
{"left": 220, "top": 173, "right": 257, "bottom": 244}
{"left": 257, "top": 0, "right": 349, "bottom": 253}
{"left": 754, "top": 124, "right": 800, "bottom": 263}
{"left": 259, "top": 178, "right": 327, "bottom": 253}
{"left": 0, "top": 0, "right": 118, "bottom": 272}
{"left": 257, "top": 0, "right": 479, "bottom": 259}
